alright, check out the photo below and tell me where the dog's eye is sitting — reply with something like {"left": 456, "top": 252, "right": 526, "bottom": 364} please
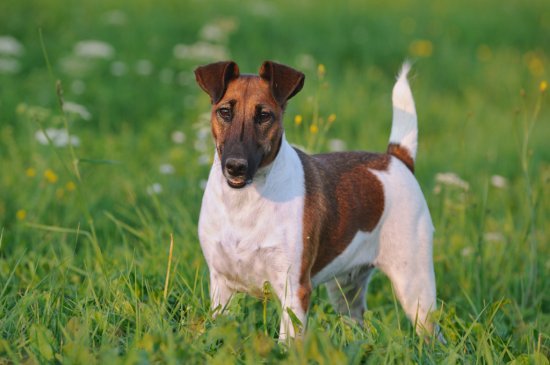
{"left": 217, "top": 108, "right": 232, "bottom": 122}
{"left": 256, "top": 111, "right": 272, "bottom": 124}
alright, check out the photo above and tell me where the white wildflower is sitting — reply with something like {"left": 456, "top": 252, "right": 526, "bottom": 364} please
{"left": 197, "top": 154, "right": 211, "bottom": 165}
{"left": 197, "top": 112, "right": 211, "bottom": 125}
{"left": 196, "top": 127, "right": 210, "bottom": 141}
{"left": 296, "top": 53, "right": 316, "bottom": 70}
{"left": 194, "top": 113, "right": 212, "bottom": 152}
{"left": 110, "top": 61, "right": 127, "bottom": 76}
{"left": 74, "top": 40, "right": 114, "bottom": 59}
{"left": 59, "top": 56, "right": 94, "bottom": 76}
{"left": 461, "top": 247, "right": 473, "bottom": 257}
{"left": 0, "top": 58, "right": 20, "bottom": 74}
{"left": 199, "top": 24, "right": 226, "bottom": 43}
{"left": 102, "top": 9, "right": 127, "bottom": 26}
{"left": 0, "top": 36, "right": 24, "bottom": 56}
{"left": 194, "top": 132, "right": 210, "bottom": 152}
{"left": 146, "top": 183, "right": 163, "bottom": 195}
{"left": 63, "top": 101, "right": 92, "bottom": 121}
{"left": 173, "top": 41, "right": 229, "bottom": 61}
{"left": 250, "top": 2, "right": 277, "bottom": 16}
{"left": 35, "top": 128, "right": 81, "bottom": 147}
{"left": 171, "top": 131, "right": 186, "bottom": 144}
{"left": 484, "top": 232, "right": 505, "bottom": 243}
{"left": 199, "top": 18, "right": 238, "bottom": 42}
{"left": 435, "top": 172, "right": 469, "bottom": 191}
{"left": 135, "top": 59, "right": 153, "bottom": 76}
{"left": 490, "top": 175, "right": 508, "bottom": 189}
{"left": 159, "top": 163, "right": 175, "bottom": 175}
{"left": 328, "top": 139, "right": 346, "bottom": 152}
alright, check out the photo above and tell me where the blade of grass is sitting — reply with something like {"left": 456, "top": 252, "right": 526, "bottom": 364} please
{"left": 164, "top": 234, "right": 175, "bottom": 301}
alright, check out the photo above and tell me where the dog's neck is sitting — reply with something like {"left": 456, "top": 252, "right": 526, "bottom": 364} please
{"left": 208, "top": 134, "right": 304, "bottom": 204}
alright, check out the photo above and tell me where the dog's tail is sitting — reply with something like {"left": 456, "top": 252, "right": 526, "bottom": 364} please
{"left": 388, "top": 62, "right": 417, "bottom": 173}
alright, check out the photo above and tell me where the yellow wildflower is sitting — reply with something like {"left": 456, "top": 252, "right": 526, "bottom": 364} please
{"left": 409, "top": 39, "right": 433, "bottom": 58}
{"left": 16, "top": 209, "right": 27, "bottom": 221}
{"left": 327, "top": 113, "right": 336, "bottom": 124}
{"left": 317, "top": 64, "right": 326, "bottom": 78}
{"left": 16, "top": 103, "right": 27, "bottom": 115}
{"left": 476, "top": 45, "right": 492, "bottom": 62}
{"left": 66, "top": 181, "right": 77, "bottom": 191}
{"left": 44, "top": 169, "right": 58, "bottom": 184}
{"left": 26, "top": 167, "right": 36, "bottom": 177}
{"left": 294, "top": 115, "right": 303, "bottom": 126}
{"left": 540, "top": 81, "right": 548, "bottom": 93}
{"left": 309, "top": 124, "right": 319, "bottom": 134}
{"left": 528, "top": 56, "right": 544, "bottom": 77}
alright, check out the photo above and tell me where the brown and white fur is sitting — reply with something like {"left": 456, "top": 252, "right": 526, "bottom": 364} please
{"left": 195, "top": 60, "right": 441, "bottom": 341}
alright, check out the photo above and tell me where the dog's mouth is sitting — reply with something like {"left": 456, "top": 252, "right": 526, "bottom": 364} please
{"left": 225, "top": 176, "right": 251, "bottom": 189}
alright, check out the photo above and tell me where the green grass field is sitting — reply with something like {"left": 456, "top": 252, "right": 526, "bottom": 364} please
{"left": 0, "top": 0, "right": 548, "bottom": 363}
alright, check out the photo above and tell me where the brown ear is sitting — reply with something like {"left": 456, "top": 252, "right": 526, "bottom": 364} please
{"left": 194, "top": 61, "right": 240, "bottom": 104}
{"left": 259, "top": 61, "right": 305, "bottom": 106}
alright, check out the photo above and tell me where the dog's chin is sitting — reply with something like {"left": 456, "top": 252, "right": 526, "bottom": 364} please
{"left": 225, "top": 177, "right": 250, "bottom": 189}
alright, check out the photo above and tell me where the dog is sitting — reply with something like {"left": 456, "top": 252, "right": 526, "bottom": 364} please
{"left": 195, "top": 60, "right": 440, "bottom": 341}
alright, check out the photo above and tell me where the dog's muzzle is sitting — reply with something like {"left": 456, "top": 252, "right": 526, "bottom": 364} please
{"left": 224, "top": 157, "right": 250, "bottom": 188}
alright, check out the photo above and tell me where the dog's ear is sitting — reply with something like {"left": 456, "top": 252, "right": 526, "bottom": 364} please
{"left": 259, "top": 61, "right": 305, "bottom": 106}
{"left": 195, "top": 61, "right": 240, "bottom": 104}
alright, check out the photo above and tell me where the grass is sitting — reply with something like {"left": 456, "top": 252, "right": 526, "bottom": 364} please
{"left": 0, "top": 0, "right": 548, "bottom": 363}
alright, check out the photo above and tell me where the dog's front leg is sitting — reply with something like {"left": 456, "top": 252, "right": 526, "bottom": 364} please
{"left": 278, "top": 298, "right": 307, "bottom": 341}
{"left": 276, "top": 281, "right": 311, "bottom": 341}
{"left": 209, "top": 271, "right": 233, "bottom": 316}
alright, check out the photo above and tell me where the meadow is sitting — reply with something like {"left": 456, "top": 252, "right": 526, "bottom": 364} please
{"left": 0, "top": 0, "right": 548, "bottom": 363}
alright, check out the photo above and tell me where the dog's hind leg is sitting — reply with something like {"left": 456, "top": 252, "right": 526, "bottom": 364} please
{"left": 376, "top": 213, "right": 439, "bottom": 338}
{"left": 382, "top": 260, "right": 437, "bottom": 336}
{"left": 325, "top": 265, "right": 375, "bottom": 323}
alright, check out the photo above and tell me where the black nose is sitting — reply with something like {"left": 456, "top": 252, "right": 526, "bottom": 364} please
{"left": 225, "top": 158, "right": 248, "bottom": 177}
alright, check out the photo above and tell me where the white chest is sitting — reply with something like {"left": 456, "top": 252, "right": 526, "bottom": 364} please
{"left": 198, "top": 140, "right": 305, "bottom": 295}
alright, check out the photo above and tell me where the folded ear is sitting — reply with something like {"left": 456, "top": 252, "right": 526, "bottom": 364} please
{"left": 259, "top": 61, "right": 305, "bottom": 107}
{"left": 194, "top": 61, "right": 240, "bottom": 104}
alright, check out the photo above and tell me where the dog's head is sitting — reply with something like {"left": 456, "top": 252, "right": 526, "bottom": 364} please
{"left": 195, "top": 61, "right": 304, "bottom": 189}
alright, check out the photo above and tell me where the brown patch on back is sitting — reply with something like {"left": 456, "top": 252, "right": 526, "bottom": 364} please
{"left": 295, "top": 150, "right": 390, "bottom": 281}
{"left": 387, "top": 143, "right": 414, "bottom": 173}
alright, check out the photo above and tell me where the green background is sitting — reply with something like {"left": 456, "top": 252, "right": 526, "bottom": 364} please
{"left": 0, "top": 0, "right": 548, "bottom": 363}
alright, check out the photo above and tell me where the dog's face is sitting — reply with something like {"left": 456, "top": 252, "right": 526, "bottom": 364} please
{"left": 195, "top": 61, "right": 304, "bottom": 188}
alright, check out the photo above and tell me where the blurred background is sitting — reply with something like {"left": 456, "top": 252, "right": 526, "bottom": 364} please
{"left": 0, "top": 0, "right": 548, "bottom": 362}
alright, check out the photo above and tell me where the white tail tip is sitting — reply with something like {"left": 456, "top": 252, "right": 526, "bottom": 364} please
{"left": 389, "top": 62, "right": 418, "bottom": 161}
{"left": 392, "top": 62, "right": 416, "bottom": 114}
